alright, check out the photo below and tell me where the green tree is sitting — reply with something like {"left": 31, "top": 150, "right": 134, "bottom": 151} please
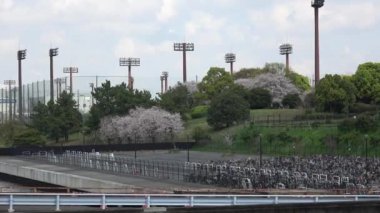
{"left": 207, "top": 90, "right": 250, "bottom": 129}
{"left": 87, "top": 80, "right": 154, "bottom": 130}
{"left": 286, "top": 71, "right": 311, "bottom": 92}
{"left": 13, "top": 128, "right": 45, "bottom": 147}
{"left": 56, "top": 91, "right": 82, "bottom": 141}
{"left": 198, "top": 67, "right": 234, "bottom": 101}
{"left": 31, "top": 92, "right": 82, "bottom": 143}
{"left": 352, "top": 62, "right": 380, "bottom": 104}
{"left": 247, "top": 88, "right": 272, "bottom": 109}
{"left": 282, "top": 93, "right": 302, "bottom": 109}
{"left": 234, "top": 67, "right": 265, "bottom": 80}
{"left": 315, "top": 74, "right": 357, "bottom": 113}
{"left": 159, "top": 83, "right": 193, "bottom": 116}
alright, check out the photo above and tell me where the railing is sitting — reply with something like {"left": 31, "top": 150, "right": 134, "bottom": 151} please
{"left": 1, "top": 193, "right": 380, "bottom": 212}
{"left": 22, "top": 151, "right": 186, "bottom": 182}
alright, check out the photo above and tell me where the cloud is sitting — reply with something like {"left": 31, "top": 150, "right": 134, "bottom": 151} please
{"left": 322, "top": 1, "right": 380, "bottom": 31}
{"left": 0, "top": 38, "right": 19, "bottom": 57}
{"left": 157, "top": 0, "right": 178, "bottom": 22}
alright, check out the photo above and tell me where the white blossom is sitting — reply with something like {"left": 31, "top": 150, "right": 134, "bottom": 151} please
{"left": 235, "top": 72, "right": 301, "bottom": 103}
{"left": 100, "top": 107, "right": 184, "bottom": 144}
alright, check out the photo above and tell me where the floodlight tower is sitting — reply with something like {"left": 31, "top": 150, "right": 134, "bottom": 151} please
{"left": 174, "top": 42, "right": 194, "bottom": 83}
{"left": 119, "top": 57, "right": 140, "bottom": 90}
{"left": 160, "top": 76, "right": 164, "bottom": 94}
{"left": 225, "top": 53, "right": 236, "bottom": 75}
{"left": 312, "top": 0, "right": 324, "bottom": 84}
{"left": 17, "top": 49, "right": 26, "bottom": 119}
{"left": 4, "top": 80, "right": 15, "bottom": 121}
{"left": 63, "top": 67, "right": 79, "bottom": 94}
{"left": 49, "top": 48, "right": 59, "bottom": 102}
{"left": 162, "top": 71, "right": 168, "bottom": 92}
{"left": 279, "top": 43, "right": 293, "bottom": 73}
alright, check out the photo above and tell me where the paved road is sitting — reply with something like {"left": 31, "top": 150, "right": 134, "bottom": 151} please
{"left": 0, "top": 156, "right": 225, "bottom": 193}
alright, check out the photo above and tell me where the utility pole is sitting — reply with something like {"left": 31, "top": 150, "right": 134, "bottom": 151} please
{"left": 63, "top": 67, "right": 78, "bottom": 94}
{"left": 17, "top": 49, "right": 26, "bottom": 119}
{"left": 225, "top": 53, "right": 236, "bottom": 75}
{"left": 311, "top": 0, "right": 325, "bottom": 84}
{"left": 162, "top": 71, "right": 168, "bottom": 92}
{"left": 49, "top": 48, "right": 59, "bottom": 102}
{"left": 119, "top": 58, "right": 140, "bottom": 90}
{"left": 174, "top": 42, "right": 194, "bottom": 83}
{"left": 279, "top": 43, "right": 293, "bottom": 73}
{"left": 4, "top": 80, "right": 16, "bottom": 122}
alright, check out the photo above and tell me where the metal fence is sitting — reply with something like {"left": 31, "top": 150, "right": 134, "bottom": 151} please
{"left": 22, "top": 151, "right": 187, "bottom": 182}
{"left": 0, "top": 76, "right": 127, "bottom": 124}
{"left": 21, "top": 151, "right": 373, "bottom": 194}
{"left": 2, "top": 193, "right": 380, "bottom": 212}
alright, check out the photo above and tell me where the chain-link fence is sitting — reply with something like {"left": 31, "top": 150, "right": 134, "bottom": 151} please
{"left": 0, "top": 76, "right": 127, "bottom": 124}
{"left": 22, "top": 150, "right": 186, "bottom": 182}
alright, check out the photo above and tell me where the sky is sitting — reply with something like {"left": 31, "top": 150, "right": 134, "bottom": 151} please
{"left": 0, "top": 0, "right": 379, "bottom": 94}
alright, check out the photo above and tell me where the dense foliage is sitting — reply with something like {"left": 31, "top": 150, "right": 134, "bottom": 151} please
{"left": 86, "top": 81, "right": 153, "bottom": 131}
{"left": 247, "top": 88, "right": 272, "bottom": 109}
{"left": 31, "top": 91, "right": 82, "bottom": 143}
{"left": 315, "top": 74, "right": 357, "bottom": 113}
{"left": 159, "top": 83, "right": 193, "bottom": 117}
{"left": 352, "top": 62, "right": 380, "bottom": 104}
{"left": 282, "top": 93, "right": 302, "bottom": 109}
{"left": 207, "top": 89, "right": 250, "bottom": 130}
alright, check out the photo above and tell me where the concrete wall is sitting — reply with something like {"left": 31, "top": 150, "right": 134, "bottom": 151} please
{"left": 0, "top": 161, "right": 136, "bottom": 193}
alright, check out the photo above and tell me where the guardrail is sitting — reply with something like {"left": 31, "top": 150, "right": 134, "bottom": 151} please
{"left": 1, "top": 193, "right": 380, "bottom": 212}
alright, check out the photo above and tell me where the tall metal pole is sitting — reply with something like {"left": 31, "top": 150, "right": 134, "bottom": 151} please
{"left": 1, "top": 89, "right": 3, "bottom": 124}
{"left": 174, "top": 43, "right": 194, "bottom": 83}
{"left": 128, "top": 65, "right": 132, "bottom": 89}
{"left": 280, "top": 44, "right": 292, "bottom": 74}
{"left": 162, "top": 72, "right": 168, "bottom": 92}
{"left": 182, "top": 43, "right": 187, "bottom": 83}
{"left": 49, "top": 48, "right": 59, "bottom": 103}
{"left": 119, "top": 58, "right": 140, "bottom": 90}
{"left": 160, "top": 76, "right": 164, "bottom": 94}
{"left": 17, "top": 50, "right": 26, "bottom": 119}
{"left": 312, "top": 0, "right": 324, "bottom": 84}
{"left": 63, "top": 67, "right": 78, "bottom": 94}
{"left": 314, "top": 7, "right": 320, "bottom": 83}
{"left": 225, "top": 53, "right": 236, "bottom": 75}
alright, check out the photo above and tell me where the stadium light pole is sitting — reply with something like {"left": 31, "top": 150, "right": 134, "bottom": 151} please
{"left": 17, "top": 49, "right": 26, "bottom": 119}
{"left": 49, "top": 48, "right": 59, "bottom": 102}
{"left": 279, "top": 43, "right": 293, "bottom": 74}
{"left": 160, "top": 75, "right": 164, "bottom": 94}
{"left": 63, "top": 67, "right": 79, "bottom": 94}
{"left": 162, "top": 71, "right": 168, "bottom": 92}
{"left": 312, "top": 0, "right": 324, "bottom": 84}
{"left": 4, "top": 80, "right": 16, "bottom": 121}
{"left": 119, "top": 57, "right": 140, "bottom": 90}
{"left": 225, "top": 53, "right": 236, "bottom": 75}
{"left": 174, "top": 42, "right": 194, "bottom": 83}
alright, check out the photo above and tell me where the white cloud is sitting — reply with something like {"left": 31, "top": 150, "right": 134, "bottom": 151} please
{"left": 322, "top": 2, "right": 380, "bottom": 31}
{"left": 0, "top": 38, "right": 19, "bottom": 57}
{"left": 157, "top": 0, "right": 178, "bottom": 22}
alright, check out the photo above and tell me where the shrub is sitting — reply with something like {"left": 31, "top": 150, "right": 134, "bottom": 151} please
{"left": 282, "top": 93, "right": 302, "bottom": 109}
{"left": 349, "top": 103, "right": 378, "bottom": 114}
{"left": 191, "top": 126, "right": 210, "bottom": 143}
{"left": 190, "top": 105, "right": 209, "bottom": 119}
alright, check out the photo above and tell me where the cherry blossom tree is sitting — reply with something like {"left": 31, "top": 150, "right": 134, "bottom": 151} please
{"left": 235, "top": 72, "right": 301, "bottom": 103}
{"left": 99, "top": 107, "right": 184, "bottom": 144}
